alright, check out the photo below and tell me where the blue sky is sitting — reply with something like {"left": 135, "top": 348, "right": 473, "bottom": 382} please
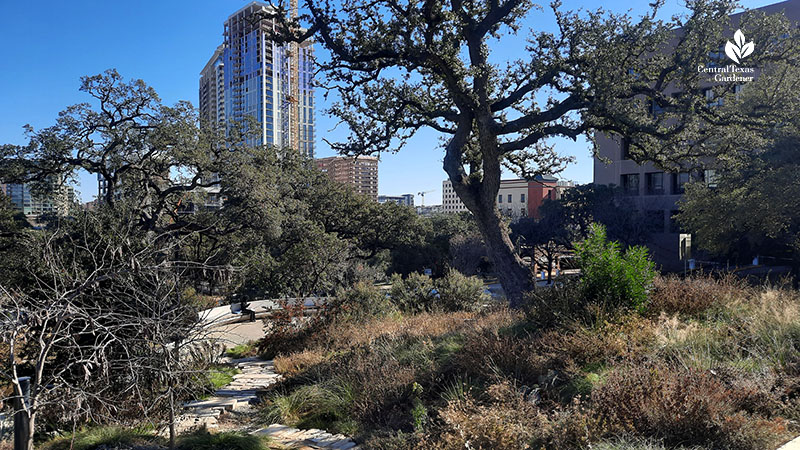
{"left": 0, "top": 0, "right": 774, "bottom": 203}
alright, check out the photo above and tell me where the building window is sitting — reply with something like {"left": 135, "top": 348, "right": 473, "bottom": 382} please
{"left": 521, "top": 208, "right": 527, "bottom": 217}
{"left": 645, "top": 172, "right": 664, "bottom": 195}
{"left": 507, "top": 194, "right": 512, "bottom": 203}
{"left": 708, "top": 45, "right": 725, "bottom": 67}
{"left": 672, "top": 172, "right": 690, "bottom": 194}
{"left": 621, "top": 174, "right": 640, "bottom": 195}
{"left": 650, "top": 99, "right": 664, "bottom": 117}
{"left": 704, "top": 88, "right": 723, "bottom": 108}
{"left": 703, "top": 169, "right": 718, "bottom": 188}
{"left": 520, "top": 193, "right": 526, "bottom": 203}
{"left": 498, "top": 195, "right": 503, "bottom": 203}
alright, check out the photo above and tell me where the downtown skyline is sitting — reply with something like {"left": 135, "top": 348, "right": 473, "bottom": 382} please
{"left": 0, "top": 0, "right": 776, "bottom": 204}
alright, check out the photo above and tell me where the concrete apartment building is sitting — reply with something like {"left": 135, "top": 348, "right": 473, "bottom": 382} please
{"left": 200, "top": 1, "right": 315, "bottom": 156}
{"left": 593, "top": 0, "right": 800, "bottom": 269}
{"left": 442, "top": 176, "right": 573, "bottom": 219}
{"left": 316, "top": 156, "right": 379, "bottom": 200}
{"left": 378, "top": 194, "right": 414, "bottom": 207}
{"left": 199, "top": 45, "right": 226, "bottom": 128}
{"left": 2, "top": 181, "right": 75, "bottom": 218}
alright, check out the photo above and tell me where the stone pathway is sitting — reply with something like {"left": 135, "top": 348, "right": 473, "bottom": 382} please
{"left": 780, "top": 436, "right": 800, "bottom": 450}
{"left": 254, "top": 424, "right": 358, "bottom": 449}
{"left": 179, "top": 356, "right": 358, "bottom": 449}
{"left": 178, "top": 357, "right": 280, "bottom": 433}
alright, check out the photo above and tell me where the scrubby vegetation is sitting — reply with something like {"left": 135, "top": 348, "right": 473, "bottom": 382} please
{"left": 38, "top": 427, "right": 273, "bottom": 450}
{"left": 39, "top": 427, "right": 164, "bottom": 450}
{"left": 575, "top": 224, "right": 656, "bottom": 313}
{"left": 225, "top": 342, "right": 259, "bottom": 360}
{"left": 175, "top": 429, "right": 272, "bottom": 450}
{"left": 255, "top": 273, "right": 800, "bottom": 449}
{"left": 205, "top": 366, "right": 240, "bottom": 391}
{"left": 388, "top": 270, "right": 489, "bottom": 314}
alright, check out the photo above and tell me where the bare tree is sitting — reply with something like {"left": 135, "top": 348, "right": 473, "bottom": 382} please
{"left": 0, "top": 212, "right": 227, "bottom": 449}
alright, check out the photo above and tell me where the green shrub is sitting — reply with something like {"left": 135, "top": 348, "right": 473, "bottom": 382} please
{"left": 434, "top": 270, "right": 488, "bottom": 312}
{"left": 389, "top": 272, "right": 437, "bottom": 313}
{"left": 410, "top": 382, "right": 428, "bottom": 432}
{"left": 335, "top": 281, "right": 396, "bottom": 321}
{"left": 177, "top": 429, "right": 271, "bottom": 450}
{"left": 225, "top": 341, "right": 258, "bottom": 359}
{"left": 389, "top": 271, "right": 487, "bottom": 313}
{"left": 575, "top": 224, "right": 655, "bottom": 312}
{"left": 40, "top": 426, "right": 163, "bottom": 450}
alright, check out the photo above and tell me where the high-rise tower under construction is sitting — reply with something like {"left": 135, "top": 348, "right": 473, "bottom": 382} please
{"left": 200, "top": 1, "right": 315, "bottom": 157}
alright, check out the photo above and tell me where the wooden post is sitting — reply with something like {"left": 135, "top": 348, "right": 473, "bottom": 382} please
{"left": 14, "top": 377, "right": 30, "bottom": 450}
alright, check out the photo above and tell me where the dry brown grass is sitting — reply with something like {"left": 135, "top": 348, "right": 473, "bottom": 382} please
{"left": 314, "top": 308, "right": 519, "bottom": 351}
{"left": 428, "top": 382, "right": 546, "bottom": 450}
{"left": 273, "top": 349, "right": 328, "bottom": 376}
{"left": 259, "top": 278, "right": 800, "bottom": 449}
{"left": 592, "top": 362, "right": 790, "bottom": 449}
{"left": 649, "top": 274, "right": 750, "bottom": 316}
{"left": 651, "top": 280, "right": 800, "bottom": 372}
{"left": 425, "top": 380, "right": 599, "bottom": 450}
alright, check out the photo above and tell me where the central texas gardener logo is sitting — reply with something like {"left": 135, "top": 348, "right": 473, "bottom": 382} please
{"left": 725, "top": 29, "right": 754, "bottom": 64}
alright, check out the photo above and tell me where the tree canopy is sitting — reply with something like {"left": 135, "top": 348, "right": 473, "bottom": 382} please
{"left": 677, "top": 60, "right": 800, "bottom": 274}
{"left": 264, "top": 0, "right": 800, "bottom": 305}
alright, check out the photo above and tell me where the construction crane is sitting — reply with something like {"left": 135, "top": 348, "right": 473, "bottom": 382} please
{"left": 289, "top": 0, "right": 300, "bottom": 153}
{"left": 417, "top": 190, "right": 434, "bottom": 206}
{"left": 280, "top": 0, "right": 301, "bottom": 153}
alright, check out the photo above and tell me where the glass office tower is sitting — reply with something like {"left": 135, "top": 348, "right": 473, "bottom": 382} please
{"left": 200, "top": 1, "right": 315, "bottom": 157}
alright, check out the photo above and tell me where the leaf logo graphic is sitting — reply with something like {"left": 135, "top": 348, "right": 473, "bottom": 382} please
{"left": 725, "top": 29, "right": 754, "bottom": 64}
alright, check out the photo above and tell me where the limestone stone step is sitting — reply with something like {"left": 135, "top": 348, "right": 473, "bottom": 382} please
{"left": 255, "top": 424, "right": 358, "bottom": 449}
{"left": 183, "top": 358, "right": 355, "bottom": 448}
{"left": 233, "top": 373, "right": 279, "bottom": 379}
{"left": 184, "top": 397, "right": 237, "bottom": 411}
{"left": 215, "top": 389, "right": 258, "bottom": 397}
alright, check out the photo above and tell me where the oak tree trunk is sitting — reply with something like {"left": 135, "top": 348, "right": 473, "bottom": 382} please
{"left": 471, "top": 203, "right": 534, "bottom": 308}
{"left": 444, "top": 136, "right": 535, "bottom": 308}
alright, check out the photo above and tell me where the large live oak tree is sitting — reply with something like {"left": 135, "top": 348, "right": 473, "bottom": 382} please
{"left": 0, "top": 70, "right": 422, "bottom": 298}
{"left": 0, "top": 69, "right": 246, "bottom": 234}
{"left": 265, "top": 0, "right": 799, "bottom": 306}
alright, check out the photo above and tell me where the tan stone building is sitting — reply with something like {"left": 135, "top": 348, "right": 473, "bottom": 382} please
{"left": 442, "top": 176, "right": 573, "bottom": 219}
{"left": 316, "top": 156, "right": 379, "bottom": 200}
{"left": 592, "top": 0, "right": 800, "bottom": 270}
